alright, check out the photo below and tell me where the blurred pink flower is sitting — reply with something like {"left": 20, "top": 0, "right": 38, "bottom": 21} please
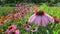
{"left": 31, "top": 27, "right": 38, "bottom": 32}
{"left": 3, "top": 20, "right": 8, "bottom": 23}
{"left": 6, "top": 24, "right": 20, "bottom": 34}
{"left": 30, "top": 7, "right": 34, "bottom": 12}
{"left": 6, "top": 29, "right": 20, "bottom": 34}
{"left": 6, "top": 28, "right": 15, "bottom": 34}
{"left": 7, "top": 14, "right": 13, "bottom": 18}
{"left": 14, "top": 13, "right": 18, "bottom": 17}
{"left": 15, "top": 30, "right": 20, "bottom": 34}
{"left": 24, "top": 4, "right": 29, "bottom": 7}
{"left": 11, "top": 24, "right": 17, "bottom": 29}
{"left": 0, "top": 20, "right": 8, "bottom": 26}
{"left": 19, "top": 12, "right": 25, "bottom": 18}
{"left": 28, "top": 11, "right": 54, "bottom": 27}
{"left": 15, "top": 8, "right": 21, "bottom": 12}
{"left": 0, "top": 23, "right": 3, "bottom": 26}
{"left": 25, "top": 26, "right": 31, "bottom": 31}
{"left": 16, "top": 3, "right": 21, "bottom": 7}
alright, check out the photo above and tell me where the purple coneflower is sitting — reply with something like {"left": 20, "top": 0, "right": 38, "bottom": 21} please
{"left": 28, "top": 10, "right": 54, "bottom": 26}
{"left": 20, "top": 12, "right": 25, "bottom": 18}
{"left": 6, "top": 28, "right": 20, "bottom": 34}
{"left": 6, "top": 24, "right": 20, "bottom": 34}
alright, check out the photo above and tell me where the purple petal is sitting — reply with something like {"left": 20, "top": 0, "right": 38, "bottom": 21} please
{"left": 15, "top": 30, "right": 20, "bottom": 34}
{"left": 28, "top": 14, "right": 36, "bottom": 23}
{"left": 34, "top": 16, "right": 41, "bottom": 26}
{"left": 42, "top": 16, "right": 49, "bottom": 26}
{"left": 6, "top": 29, "right": 15, "bottom": 34}
{"left": 44, "top": 13, "right": 54, "bottom": 22}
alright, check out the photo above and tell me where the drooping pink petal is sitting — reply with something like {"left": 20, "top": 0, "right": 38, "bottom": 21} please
{"left": 6, "top": 29, "right": 15, "bottom": 34}
{"left": 34, "top": 16, "right": 41, "bottom": 26}
{"left": 42, "top": 15, "right": 49, "bottom": 26}
{"left": 44, "top": 13, "right": 54, "bottom": 22}
{"left": 15, "top": 30, "right": 20, "bottom": 34}
{"left": 28, "top": 14, "right": 36, "bottom": 23}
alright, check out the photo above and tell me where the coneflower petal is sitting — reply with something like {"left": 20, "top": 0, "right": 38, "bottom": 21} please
{"left": 44, "top": 13, "right": 54, "bottom": 22}
{"left": 15, "top": 30, "right": 20, "bottom": 34}
{"left": 28, "top": 14, "right": 36, "bottom": 23}
{"left": 42, "top": 16, "right": 49, "bottom": 26}
{"left": 34, "top": 16, "right": 41, "bottom": 26}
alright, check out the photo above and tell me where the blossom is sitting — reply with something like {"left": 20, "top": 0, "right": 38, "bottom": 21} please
{"left": 4, "top": 20, "right": 8, "bottom": 23}
{"left": 14, "top": 13, "right": 18, "bottom": 17}
{"left": 15, "top": 8, "right": 21, "bottom": 12}
{"left": 6, "top": 28, "right": 15, "bottom": 34}
{"left": 28, "top": 10, "right": 54, "bottom": 27}
{"left": 0, "top": 19, "right": 8, "bottom": 26}
{"left": 31, "top": 27, "right": 38, "bottom": 32}
{"left": 6, "top": 24, "right": 20, "bottom": 34}
{"left": 6, "top": 29, "right": 20, "bottom": 34}
{"left": 25, "top": 26, "right": 31, "bottom": 31}
{"left": 11, "top": 24, "right": 17, "bottom": 29}
{"left": 16, "top": 3, "right": 21, "bottom": 7}
{"left": 15, "top": 30, "right": 20, "bottom": 34}
{"left": 19, "top": 11, "right": 25, "bottom": 18}
{"left": 8, "top": 24, "right": 17, "bottom": 29}
{"left": 23, "top": 21, "right": 28, "bottom": 27}
{"left": 0, "top": 23, "right": 3, "bottom": 25}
